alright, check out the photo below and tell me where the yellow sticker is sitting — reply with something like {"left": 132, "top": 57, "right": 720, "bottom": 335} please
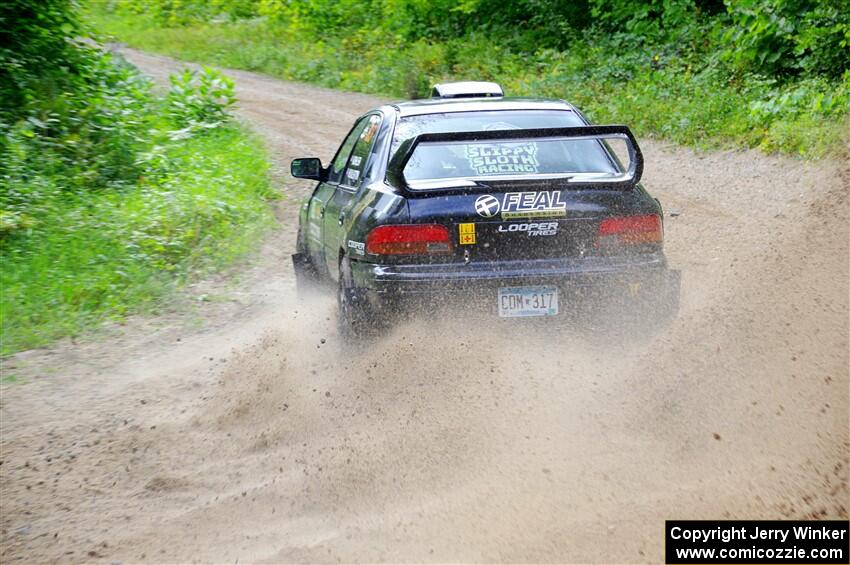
{"left": 458, "top": 223, "right": 476, "bottom": 245}
{"left": 629, "top": 282, "right": 641, "bottom": 296}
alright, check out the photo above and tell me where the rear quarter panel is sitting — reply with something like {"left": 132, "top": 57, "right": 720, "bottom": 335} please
{"left": 336, "top": 183, "right": 409, "bottom": 279}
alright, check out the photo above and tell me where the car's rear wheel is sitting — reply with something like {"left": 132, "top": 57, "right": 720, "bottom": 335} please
{"left": 337, "top": 256, "right": 378, "bottom": 340}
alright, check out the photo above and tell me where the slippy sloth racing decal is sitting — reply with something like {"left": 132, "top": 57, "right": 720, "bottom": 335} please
{"left": 474, "top": 191, "right": 567, "bottom": 220}
{"left": 465, "top": 142, "right": 539, "bottom": 175}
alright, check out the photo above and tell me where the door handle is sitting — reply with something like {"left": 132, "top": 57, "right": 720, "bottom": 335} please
{"left": 338, "top": 213, "right": 345, "bottom": 226}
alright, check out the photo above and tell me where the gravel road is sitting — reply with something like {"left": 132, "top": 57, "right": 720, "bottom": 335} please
{"left": 1, "top": 48, "right": 847, "bottom": 563}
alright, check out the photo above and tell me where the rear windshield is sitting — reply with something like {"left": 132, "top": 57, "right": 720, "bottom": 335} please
{"left": 392, "top": 110, "right": 618, "bottom": 182}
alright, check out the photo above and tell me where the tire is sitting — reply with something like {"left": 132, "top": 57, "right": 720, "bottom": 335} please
{"left": 337, "top": 256, "right": 378, "bottom": 340}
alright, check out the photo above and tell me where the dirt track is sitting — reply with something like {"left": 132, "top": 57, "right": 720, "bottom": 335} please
{"left": 1, "top": 48, "right": 848, "bottom": 563}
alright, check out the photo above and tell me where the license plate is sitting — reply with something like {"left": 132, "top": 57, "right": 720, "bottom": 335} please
{"left": 497, "top": 286, "right": 559, "bottom": 317}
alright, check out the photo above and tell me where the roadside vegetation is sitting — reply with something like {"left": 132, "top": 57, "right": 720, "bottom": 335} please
{"left": 90, "top": 0, "right": 849, "bottom": 158}
{"left": 1, "top": 0, "right": 276, "bottom": 355}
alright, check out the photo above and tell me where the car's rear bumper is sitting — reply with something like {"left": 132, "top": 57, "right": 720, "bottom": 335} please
{"left": 352, "top": 253, "right": 665, "bottom": 288}
{"left": 350, "top": 253, "right": 679, "bottom": 316}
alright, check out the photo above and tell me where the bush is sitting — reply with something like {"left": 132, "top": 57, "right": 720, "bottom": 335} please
{"left": 0, "top": 0, "right": 276, "bottom": 355}
{"left": 1, "top": 0, "right": 90, "bottom": 120}
{"left": 1, "top": 124, "right": 275, "bottom": 355}
{"left": 167, "top": 67, "right": 237, "bottom": 133}
{"left": 723, "top": 0, "right": 850, "bottom": 79}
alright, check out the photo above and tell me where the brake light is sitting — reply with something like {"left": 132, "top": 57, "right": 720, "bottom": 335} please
{"left": 365, "top": 224, "right": 453, "bottom": 255}
{"left": 597, "top": 214, "right": 662, "bottom": 246}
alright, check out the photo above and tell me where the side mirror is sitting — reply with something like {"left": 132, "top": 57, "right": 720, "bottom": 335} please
{"left": 291, "top": 157, "right": 327, "bottom": 181}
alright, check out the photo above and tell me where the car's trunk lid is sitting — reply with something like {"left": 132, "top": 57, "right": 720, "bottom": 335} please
{"left": 407, "top": 187, "right": 646, "bottom": 262}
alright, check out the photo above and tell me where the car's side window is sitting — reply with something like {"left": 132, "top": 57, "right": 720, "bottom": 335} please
{"left": 328, "top": 118, "right": 370, "bottom": 185}
{"left": 340, "top": 114, "right": 382, "bottom": 190}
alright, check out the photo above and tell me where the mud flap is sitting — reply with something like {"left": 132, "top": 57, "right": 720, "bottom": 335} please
{"left": 292, "top": 252, "right": 319, "bottom": 297}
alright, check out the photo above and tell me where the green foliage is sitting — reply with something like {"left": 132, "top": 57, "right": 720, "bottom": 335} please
{"left": 1, "top": 126, "right": 274, "bottom": 355}
{"left": 1, "top": 55, "right": 154, "bottom": 213}
{"left": 0, "top": 0, "right": 276, "bottom": 355}
{"left": 100, "top": 0, "right": 849, "bottom": 80}
{"left": 1, "top": 0, "right": 89, "bottom": 120}
{"left": 723, "top": 0, "right": 850, "bottom": 79}
{"left": 167, "top": 67, "right": 237, "bottom": 132}
{"left": 90, "top": 0, "right": 849, "bottom": 157}
{"left": 113, "top": 0, "right": 261, "bottom": 25}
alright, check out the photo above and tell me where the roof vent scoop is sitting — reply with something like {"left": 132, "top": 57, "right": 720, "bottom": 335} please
{"left": 431, "top": 81, "right": 504, "bottom": 99}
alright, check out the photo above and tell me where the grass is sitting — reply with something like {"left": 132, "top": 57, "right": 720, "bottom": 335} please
{"left": 0, "top": 126, "right": 276, "bottom": 355}
{"left": 0, "top": 374, "right": 22, "bottom": 385}
{"left": 89, "top": 8, "right": 849, "bottom": 159}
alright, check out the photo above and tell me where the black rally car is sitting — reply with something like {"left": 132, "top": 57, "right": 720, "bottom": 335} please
{"left": 291, "top": 81, "right": 679, "bottom": 336}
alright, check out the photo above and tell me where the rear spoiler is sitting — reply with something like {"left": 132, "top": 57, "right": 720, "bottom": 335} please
{"left": 386, "top": 125, "right": 643, "bottom": 192}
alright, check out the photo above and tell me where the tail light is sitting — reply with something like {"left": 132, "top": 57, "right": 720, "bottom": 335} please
{"left": 597, "top": 214, "right": 662, "bottom": 246}
{"left": 365, "top": 224, "right": 453, "bottom": 255}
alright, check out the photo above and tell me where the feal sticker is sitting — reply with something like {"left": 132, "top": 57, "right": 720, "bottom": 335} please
{"left": 474, "top": 191, "right": 567, "bottom": 220}
{"left": 458, "top": 223, "right": 476, "bottom": 245}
